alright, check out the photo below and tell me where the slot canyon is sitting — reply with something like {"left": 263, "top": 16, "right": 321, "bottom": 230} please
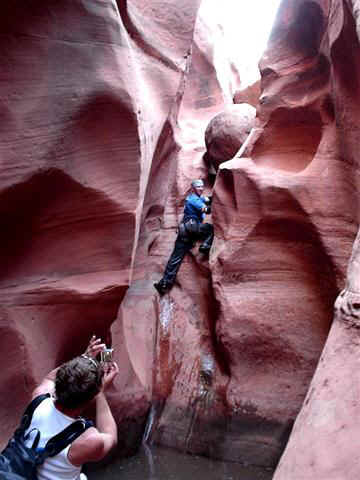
{"left": 1, "top": 0, "right": 360, "bottom": 479}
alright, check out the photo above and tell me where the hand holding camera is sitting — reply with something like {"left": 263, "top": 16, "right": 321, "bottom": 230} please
{"left": 102, "top": 361, "right": 119, "bottom": 390}
{"left": 100, "top": 347, "right": 114, "bottom": 363}
{"left": 84, "top": 335, "right": 106, "bottom": 359}
{"left": 84, "top": 335, "right": 114, "bottom": 364}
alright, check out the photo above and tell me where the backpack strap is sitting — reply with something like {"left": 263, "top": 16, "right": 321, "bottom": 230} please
{"left": 41, "top": 419, "right": 93, "bottom": 459}
{"left": 17, "top": 394, "right": 51, "bottom": 434}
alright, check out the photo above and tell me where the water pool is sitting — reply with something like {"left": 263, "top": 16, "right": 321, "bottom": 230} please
{"left": 86, "top": 445, "right": 273, "bottom": 480}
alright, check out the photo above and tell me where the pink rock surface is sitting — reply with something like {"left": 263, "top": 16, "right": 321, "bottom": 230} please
{"left": 273, "top": 288, "right": 360, "bottom": 479}
{"left": 234, "top": 80, "right": 261, "bottom": 108}
{"left": 208, "top": 0, "right": 360, "bottom": 468}
{"left": 142, "top": 0, "right": 355, "bottom": 467}
{"left": 0, "top": 0, "right": 141, "bottom": 442}
{"left": 0, "top": 0, "right": 202, "bottom": 451}
{"left": 272, "top": 0, "right": 360, "bottom": 477}
{"left": 4, "top": 0, "right": 359, "bottom": 472}
{"left": 116, "top": 1, "right": 261, "bottom": 464}
{"left": 152, "top": 0, "right": 352, "bottom": 466}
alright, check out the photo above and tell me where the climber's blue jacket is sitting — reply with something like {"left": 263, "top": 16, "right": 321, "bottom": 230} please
{"left": 183, "top": 193, "right": 206, "bottom": 223}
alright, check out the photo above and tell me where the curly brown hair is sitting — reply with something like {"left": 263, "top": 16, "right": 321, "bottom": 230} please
{"left": 55, "top": 356, "right": 104, "bottom": 409}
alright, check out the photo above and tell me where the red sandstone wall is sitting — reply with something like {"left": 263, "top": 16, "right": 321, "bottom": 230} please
{"left": 116, "top": 1, "right": 249, "bottom": 461}
{"left": 118, "top": 0, "right": 358, "bottom": 468}
{"left": 0, "top": 0, "right": 202, "bottom": 449}
{"left": 273, "top": 0, "right": 360, "bottom": 477}
{"left": 2, "top": 0, "right": 360, "bottom": 472}
{"left": 209, "top": 0, "right": 356, "bottom": 465}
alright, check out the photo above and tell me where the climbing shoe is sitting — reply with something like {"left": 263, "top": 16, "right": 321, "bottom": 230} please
{"left": 153, "top": 280, "right": 170, "bottom": 295}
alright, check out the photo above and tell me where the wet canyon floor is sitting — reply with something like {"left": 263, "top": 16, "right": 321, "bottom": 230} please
{"left": 86, "top": 445, "right": 274, "bottom": 480}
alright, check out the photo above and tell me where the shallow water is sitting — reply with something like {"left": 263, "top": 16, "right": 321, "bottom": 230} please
{"left": 86, "top": 445, "right": 273, "bottom": 480}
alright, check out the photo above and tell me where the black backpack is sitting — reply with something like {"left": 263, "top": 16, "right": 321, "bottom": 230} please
{"left": 0, "top": 394, "right": 92, "bottom": 480}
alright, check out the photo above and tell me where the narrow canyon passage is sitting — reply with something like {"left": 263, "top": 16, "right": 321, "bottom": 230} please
{"left": 1, "top": 0, "right": 360, "bottom": 479}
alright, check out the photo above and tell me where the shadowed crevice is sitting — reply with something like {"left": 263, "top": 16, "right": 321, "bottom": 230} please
{"left": 330, "top": 0, "right": 360, "bottom": 97}
{"left": 0, "top": 168, "right": 132, "bottom": 286}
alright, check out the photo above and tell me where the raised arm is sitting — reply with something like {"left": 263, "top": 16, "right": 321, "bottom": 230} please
{"left": 94, "top": 362, "right": 119, "bottom": 453}
{"left": 187, "top": 195, "right": 209, "bottom": 213}
{"left": 68, "top": 361, "right": 119, "bottom": 465}
{"left": 31, "top": 335, "right": 106, "bottom": 399}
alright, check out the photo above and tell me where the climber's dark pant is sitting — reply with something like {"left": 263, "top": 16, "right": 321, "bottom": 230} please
{"left": 161, "top": 222, "right": 214, "bottom": 287}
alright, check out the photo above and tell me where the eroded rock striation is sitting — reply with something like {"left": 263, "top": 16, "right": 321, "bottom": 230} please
{"left": 0, "top": 0, "right": 202, "bottom": 450}
{"left": 118, "top": 0, "right": 356, "bottom": 469}
{"left": 210, "top": 0, "right": 359, "bottom": 468}
{"left": 272, "top": 0, "right": 360, "bottom": 477}
{"left": 1, "top": 0, "right": 360, "bottom": 473}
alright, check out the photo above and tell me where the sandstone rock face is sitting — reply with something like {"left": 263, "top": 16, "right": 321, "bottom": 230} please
{"left": 0, "top": 0, "right": 140, "bottom": 441}
{"left": 271, "top": 0, "right": 360, "bottom": 477}
{"left": 0, "top": 0, "right": 202, "bottom": 450}
{"left": 117, "top": 0, "right": 355, "bottom": 469}
{"left": 233, "top": 80, "right": 261, "bottom": 108}
{"left": 0, "top": 0, "right": 254, "bottom": 460}
{"left": 117, "top": 0, "right": 251, "bottom": 463}
{"left": 208, "top": 0, "right": 359, "bottom": 468}
{"left": 273, "top": 287, "right": 360, "bottom": 480}
{"left": 3, "top": 0, "right": 358, "bottom": 473}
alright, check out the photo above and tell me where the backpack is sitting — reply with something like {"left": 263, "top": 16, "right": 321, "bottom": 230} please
{"left": 0, "top": 394, "right": 92, "bottom": 480}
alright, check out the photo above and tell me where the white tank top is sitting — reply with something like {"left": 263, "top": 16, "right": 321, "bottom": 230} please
{"left": 24, "top": 397, "right": 83, "bottom": 480}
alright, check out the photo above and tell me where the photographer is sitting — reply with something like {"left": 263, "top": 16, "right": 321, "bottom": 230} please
{"left": 25, "top": 336, "right": 118, "bottom": 480}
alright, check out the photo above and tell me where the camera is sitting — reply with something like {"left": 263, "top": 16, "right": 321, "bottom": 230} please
{"left": 100, "top": 348, "right": 114, "bottom": 363}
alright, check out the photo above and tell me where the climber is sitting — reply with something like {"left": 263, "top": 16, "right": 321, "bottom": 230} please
{"left": 154, "top": 179, "right": 214, "bottom": 295}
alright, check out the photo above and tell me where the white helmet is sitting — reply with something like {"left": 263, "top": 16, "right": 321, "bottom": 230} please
{"left": 191, "top": 179, "right": 204, "bottom": 188}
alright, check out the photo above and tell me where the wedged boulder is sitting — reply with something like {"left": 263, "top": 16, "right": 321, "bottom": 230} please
{"left": 204, "top": 104, "right": 256, "bottom": 171}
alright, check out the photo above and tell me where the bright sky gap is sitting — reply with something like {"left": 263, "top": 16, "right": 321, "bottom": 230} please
{"left": 200, "top": 0, "right": 282, "bottom": 86}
